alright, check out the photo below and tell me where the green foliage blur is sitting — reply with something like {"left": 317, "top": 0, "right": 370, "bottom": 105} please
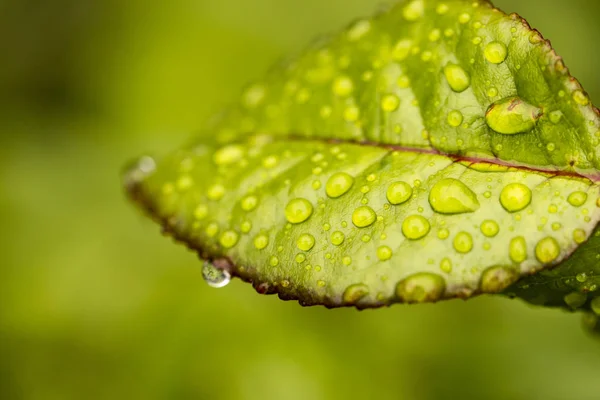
{"left": 2, "top": 1, "right": 600, "bottom": 399}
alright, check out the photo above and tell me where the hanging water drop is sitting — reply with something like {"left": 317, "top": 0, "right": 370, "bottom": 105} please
{"left": 396, "top": 273, "right": 446, "bottom": 303}
{"left": 202, "top": 261, "right": 231, "bottom": 288}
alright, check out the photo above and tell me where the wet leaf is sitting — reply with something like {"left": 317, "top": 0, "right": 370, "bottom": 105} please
{"left": 125, "top": 0, "right": 600, "bottom": 314}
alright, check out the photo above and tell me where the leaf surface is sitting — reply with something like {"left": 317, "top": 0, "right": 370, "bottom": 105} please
{"left": 125, "top": 0, "right": 600, "bottom": 312}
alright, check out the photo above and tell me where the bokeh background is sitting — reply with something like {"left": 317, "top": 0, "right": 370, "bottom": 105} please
{"left": 2, "top": 0, "right": 600, "bottom": 399}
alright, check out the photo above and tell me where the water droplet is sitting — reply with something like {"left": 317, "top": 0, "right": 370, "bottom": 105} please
{"left": 509, "top": 236, "right": 527, "bottom": 262}
{"left": 332, "top": 76, "right": 354, "bottom": 97}
{"left": 377, "top": 246, "right": 393, "bottom": 261}
{"left": 240, "top": 221, "right": 252, "bottom": 233}
{"left": 546, "top": 142, "right": 556, "bottom": 152}
{"left": 500, "top": 183, "right": 532, "bottom": 212}
{"left": 202, "top": 261, "right": 231, "bottom": 288}
{"left": 262, "top": 155, "right": 278, "bottom": 169}
{"left": 254, "top": 234, "right": 269, "bottom": 250}
{"left": 381, "top": 94, "right": 400, "bottom": 112}
{"left": 444, "top": 63, "right": 470, "bottom": 92}
{"left": 396, "top": 273, "right": 446, "bottom": 303}
{"left": 207, "top": 184, "right": 226, "bottom": 201}
{"left": 402, "top": 215, "right": 430, "bottom": 240}
{"left": 297, "top": 233, "right": 315, "bottom": 251}
{"left": 567, "top": 191, "right": 588, "bottom": 207}
{"left": 343, "top": 284, "right": 370, "bottom": 304}
{"left": 352, "top": 206, "right": 377, "bottom": 228}
{"left": 325, "top": 172, "right": 354, "bottom": 198}
{"left": 429, "top": 178, "right": 480, "bottom": 214}
{"left": 573, "top": 90, "right": 589, "bottom": 106}
{"left": 242, "top": 84, "right": 266, "bottom": 108}
{"left": 535, "top": 237, "right": 560, "bottom": 264}
{"left": 343, "top": 256, "right": 352, "bottom": 266}
{"left": 402, "top": 0, "right": 424, "bottom": 21}
{"left": 576, "top": 272, "right": 588, "bottom": 283}
{"left": 331, "top": 231, "right": 345, "bottom": 246}
{"left": 436, "top": 3, "right": 449, "bottom": 14}
{"left": 295, "top": 253, "right": 306, "bottom": 263}
{"left": 453, "top": 232, "right": 473, "bottom": 253}
{"left": 447, "top": 110, "right": 463, "bottom": 127}
{"left": 549, "top": 110, "right": 562, "bottom": 124}
{"left": 480, "top": 266, "right": 519, "bottom": 293}
{"left": 194, "top": 204, "right": 208, "bottom": 220}
{"left": 485, "top": 97, "right": 542, "bottom": 134}
{"left": 386, "top": 181, "right": 412, "bottom": 205}
{"left": 458, "top": 13, "right": 471, "bottom": 24}
{"left": 347, "top": 19, "right": 371, "bottom": 41}
{"left": 480, "top": 220, "right": 500, "bottom": 237}
{"left": 343, "top": 106, "right": 360, "bottom": 122}
{"left": 437, "top": 228, "right": 450, "bottom": 240}
{"left": 428, "top": 29, "right": 441, "bottom": 42}
{"left": 487, "top": 87, "right": 498, "bottom": 98}
{"left": 440, "top": 258, "right": 452, "bottom": 273}
{"left": 285, "top": 198, "right": 314, "bottom": 224}
{"left": 206, "top": 223, "right": 219, "bottom": 237}
{"left": 241, "top": 195, "right": 259, "bottom": 211}
{"left": 564, "top": 291, "right": 587, "bottom": 309}
{"left": 397, "top": 75, "right": 411, "bottom": 88}
{"left": 213, "top": 144, "right": 245, "bottom": 166}
{"left": 591, "top": 297, "right": 600, "bottom": 315}
{"left": 573, "top": 229, "right": 587, "bottom": 244}
{"left": 484, "top": 41, "right": 508, "bottom": 64}
{"left": 219, "top": 230, "right": 239, "bottom": 248}
{"left": 269, "top": 256, "right": 279, "bottom": 267}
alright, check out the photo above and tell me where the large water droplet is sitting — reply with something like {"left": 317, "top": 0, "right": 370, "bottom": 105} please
{"left": 535, "top": 237, "right": 560, "bottom": 264}
{"left": 202, "top": 261, "right": 231, "bottom": 288}
{"left": 443, "top": 63, "right": 470, "bottom": 93}
{"left": 591, "top": 297, "right": 600, "bottom": 315}
{"left": 377, "top": 246, "right": 393, "bottom": 261}
{"left": 453, "top": 232, "right": 473, "bottom": 253}
{"left": 219, "top": 230, "right": 240, "bottom": 249}
{"left": 564, "top": 291, "right": 587, "bottom": 309}
{"left": 352, "top": 206, "right": 377, "bottom": 228}
{"left": 297, "top": 233, "right": 315, "bottom": 251}
{"left": 396, "top": 273, "right": 446, "bottom": 303}
{"left": 480, "top": 220, "right": 500, "bottom": 237}
{"left": 402, "top": 0, "right": 424, "bottom": 21}
{"left": 480, "top": 266, "right": 519, "bottom": 293}
{"left": 429, "top": 178, "right": 480, "bottom": 214}
{"left": 500, "top": 183, "right": 532, "bottom": 212}
{"left": 485, "top": 97, "right": 542, "bottom": 134}
{"left": 484, "top": 41, "right": 508, "bottom": 64}
{"left": 343, "top": 284, "right": 370, "bottom": 304}
{"left": 285, "top": 198, "right": 314, "bottom": 224}
{"left": 509, "top": 236, "right": 527, "bottom": 263}
{"left": 207, "top": 184, "right": 226, "bottom": 201}
{"left": 331, "top": 231, "right": 345, "bottom": 246}
{"left": 573, "top": 229, "right": 587, "bottom": 244}
{"left": 213, "top": 145, "right": 245, "bottom": 166}
{"left": 254, "top": 234, "right": 269, "bottom": 250}
{"left": 567, "top": 191, "right": 588, "bottom": 207}
{"left": 381, "top": 94, "right": 400, "bottom": 112}
{"left": 326, "top": 172, "right": 354, "bottom": 198}
{"left": 241, "top": 195, "right": 259, "bottom": 211}
{"left": 402, "top": 215, "right": 430, "bottom": 240}
{"left": 447, "top": 110, "right": 463, "bottom": 127}
{"left": 387, "top": 181, "right": 412, "bottom": 205}
{"left": 332, "top": 76, "right": 354, "bottom": 97}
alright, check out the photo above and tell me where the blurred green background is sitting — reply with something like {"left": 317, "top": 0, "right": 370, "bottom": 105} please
{"left": 2, "top": 0, "right": 600, "bottom": 399}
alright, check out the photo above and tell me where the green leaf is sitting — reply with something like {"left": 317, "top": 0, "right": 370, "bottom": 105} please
{"left": 125, "top": 0, "right": 600, "bottom": 314}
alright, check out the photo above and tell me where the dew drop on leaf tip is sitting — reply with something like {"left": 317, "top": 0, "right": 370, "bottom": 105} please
{"left": 202, "top": 261, "right": 231, "bottom": 288}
